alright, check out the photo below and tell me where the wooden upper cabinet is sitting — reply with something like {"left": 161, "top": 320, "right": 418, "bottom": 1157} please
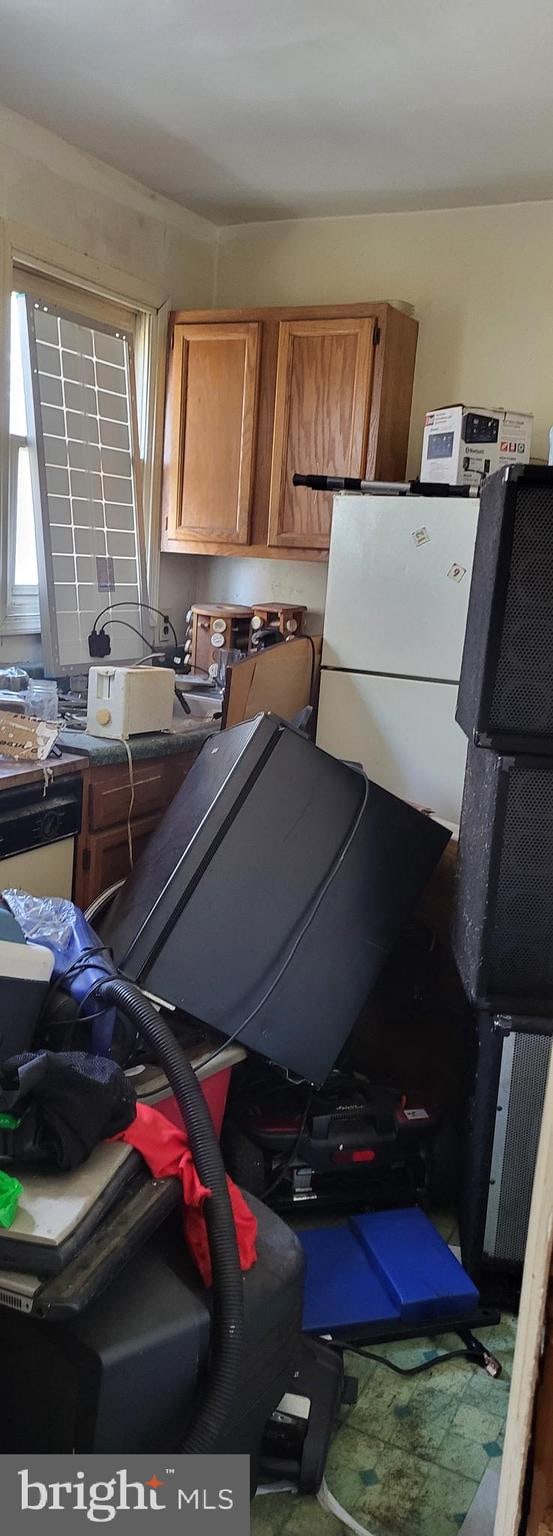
{"left": 162, "top": 303, "right": 418, "bottom": 560}
{"left": 163, "top": 321, "right": 260, "bottom": 545}
{"left": 267, "top": 317, "right": 375, "bottom": 549}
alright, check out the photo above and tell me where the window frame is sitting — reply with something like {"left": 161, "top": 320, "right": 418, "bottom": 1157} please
{"left": 0, "top": 230, "right": 168, "bottom": 638}
{"left": 7, "top": 433, "right": 38, "bottom": 618}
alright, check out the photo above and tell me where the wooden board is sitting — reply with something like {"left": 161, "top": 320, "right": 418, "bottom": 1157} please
{"left": 526, "top": 1288, "right": 553, "bottom": 1535}
{"left": 223, "top": 636, "right": 322, "bottom": 729}
{"left": 494, "top": 1051, "right": 553, "bottom": 1535}
{"left": 0, "top": 750, "right": 86, "bottom": 791}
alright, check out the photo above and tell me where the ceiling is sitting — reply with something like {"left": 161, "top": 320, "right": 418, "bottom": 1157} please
{"left": 1, "top": 0, "right": 553, "bottom": 225}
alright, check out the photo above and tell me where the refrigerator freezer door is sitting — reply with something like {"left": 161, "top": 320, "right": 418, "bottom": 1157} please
{"left": 322, "top": 495, "right": 479, "bottom": 679}
{"left": 316, "top": 670, "right": 467, "bottom": 823}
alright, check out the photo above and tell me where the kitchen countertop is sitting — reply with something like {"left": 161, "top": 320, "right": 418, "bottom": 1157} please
{"left": 59, "top": 718, "right": 219, "bottom": 767}
{"left": 0, "top": 750, "right": 88, "bottom": 792}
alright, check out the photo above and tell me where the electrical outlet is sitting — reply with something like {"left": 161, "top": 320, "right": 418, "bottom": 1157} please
{"left": 160, "top": 615, "right": 172, "bottom": 642}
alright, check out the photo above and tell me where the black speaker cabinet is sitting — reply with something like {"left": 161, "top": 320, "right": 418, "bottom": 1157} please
{"left": 456, "top": 464, "right": 553, "bottom": 753}
{"left": 453, "top": 744, "right": 553, "bottom": 1015}
{"left": 461, "top": 1013, "right": 551, "bottom": 1279}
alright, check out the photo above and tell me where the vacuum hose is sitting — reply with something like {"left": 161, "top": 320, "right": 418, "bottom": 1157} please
{"left": 96, "top": 976, "right": 244, "bottom": 1453}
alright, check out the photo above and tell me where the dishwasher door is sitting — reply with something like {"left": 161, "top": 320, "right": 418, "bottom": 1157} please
{"left": 0, "top": 838, "right": 75, "bottom": 898}
{"left": 0, "top": 772, "right": 82, "bottom": 900}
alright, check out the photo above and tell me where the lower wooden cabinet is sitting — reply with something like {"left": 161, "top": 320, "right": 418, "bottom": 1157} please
{"left": 73, "top": 751, "right": 196, "bottom": 910}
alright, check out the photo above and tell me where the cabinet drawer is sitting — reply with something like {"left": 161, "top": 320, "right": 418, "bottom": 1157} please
{"left": 87, "top": 755, "right": 192, "bottom": 833}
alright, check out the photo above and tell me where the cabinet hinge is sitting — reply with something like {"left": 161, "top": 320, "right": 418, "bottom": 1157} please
{"left": 82, "top": 848, "right": 91, "bottom": 872}
{"left": 373, "top": 325, "right": 381, "bottom": 346}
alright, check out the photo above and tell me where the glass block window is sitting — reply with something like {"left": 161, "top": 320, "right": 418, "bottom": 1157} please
{"left": 18, "top": 289, "right": 148, "bottom": 671}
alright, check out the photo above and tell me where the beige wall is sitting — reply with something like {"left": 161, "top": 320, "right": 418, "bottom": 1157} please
{"left": 193, "top": 197, "right": 553, "bottom": 621}
{"left": 215, "top": 200, "right": 553, "bottom": 473}
{"left": 0, "top": 105, "right": 215, "bottom": 312}
{"left": 192, "top": 555, "right": 328, "bottom": 633}
{"left": 0, "top": 104, "right": 216, "bottom": 662}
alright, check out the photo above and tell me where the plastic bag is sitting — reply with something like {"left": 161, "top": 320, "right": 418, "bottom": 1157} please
{"left": 0, "top": 666, "right": 29, "bottom": 693}
{"left": 0, "top": 1168, "right": 23, "bottom": 1228}
{"left": 2, "top": 891, "right": 119, "bottom": 1058}
{"left": 2, "top": 891, "right": 77, "bottom": 949}
{"left": 0, "top": 1051, "right": 136, "bottom": 1171}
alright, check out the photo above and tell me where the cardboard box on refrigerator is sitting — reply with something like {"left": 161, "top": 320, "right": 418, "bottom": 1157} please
{"left": 499, "top": 410, "right": 534, "bottom": 470}
{"left": 421, "top": 404, "right": 533, "bottom": 486}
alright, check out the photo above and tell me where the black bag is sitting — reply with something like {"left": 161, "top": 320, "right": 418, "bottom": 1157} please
{"left": 0, "top": 1051, "right": 136, "bottom": 1170}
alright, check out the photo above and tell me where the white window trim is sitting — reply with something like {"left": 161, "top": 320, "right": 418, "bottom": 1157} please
{"left": 0, "top": 222, "right": 169, "bottom": 638}
{"left": 7, "top": 433, "right": 37, "bottom": 617}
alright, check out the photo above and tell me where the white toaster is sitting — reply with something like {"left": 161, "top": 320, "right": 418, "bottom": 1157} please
{"left": 86, "top": 666, "right": 175, "bottom": 739}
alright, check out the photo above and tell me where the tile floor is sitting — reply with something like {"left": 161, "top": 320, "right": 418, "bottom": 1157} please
{"left": 252, "top": 1215, "right": 516, "bottom": 1536}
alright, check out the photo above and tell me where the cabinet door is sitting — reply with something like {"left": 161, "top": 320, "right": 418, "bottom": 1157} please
{"left": 77, "top": 814, "right": 162, "bottom": 909}
{"left": 73, "top": 755, "right": 198, "bottom": 909}
{"left": 164, "top": 322, "right": 260, "bottom": 545}
{"left": 267, "top": 317, "right": 375, "bottom": 550}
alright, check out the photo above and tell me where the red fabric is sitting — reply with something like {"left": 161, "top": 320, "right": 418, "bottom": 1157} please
{"left": 112, "top": 1101, "right": 257, "bottom": 1287}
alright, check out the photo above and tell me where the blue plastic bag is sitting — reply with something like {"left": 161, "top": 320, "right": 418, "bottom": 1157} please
{"left": 2, "top": 892, "right": 118, "bottom": 1057}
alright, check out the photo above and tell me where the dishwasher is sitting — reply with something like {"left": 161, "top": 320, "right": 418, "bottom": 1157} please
{"left": 0, "top": 774, "right": 83, "bottom": 899}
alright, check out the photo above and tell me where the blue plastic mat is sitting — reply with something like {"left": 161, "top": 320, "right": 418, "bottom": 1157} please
{"left": 299, "top": 1207, "right": 479, "bottom": 1333}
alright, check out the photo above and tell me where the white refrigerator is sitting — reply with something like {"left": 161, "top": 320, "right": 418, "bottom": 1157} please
{"left": 316, "top": 494, "right": 480, "bottom": 824}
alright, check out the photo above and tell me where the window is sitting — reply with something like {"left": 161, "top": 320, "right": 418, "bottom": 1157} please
{"left": 6, "top": 270, "right": 152, "bottom": 667}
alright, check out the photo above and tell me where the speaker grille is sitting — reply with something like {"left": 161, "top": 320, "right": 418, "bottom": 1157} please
{"left": 490, "top": 484, "right": 553, "bottom": 732}
{"left": 492, "top": 1032, "right": 551, "bottom": 1263}
{"left": 488, "top": 766, "right": 553, "bottom": 998}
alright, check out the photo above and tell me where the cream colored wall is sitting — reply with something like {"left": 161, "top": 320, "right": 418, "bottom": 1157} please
{"left": 195, "top": 197, "right": 553, "bottom": 621}
{"left": 0, "top": 105, "right": 215, "bottom": 314}
{"left": 215, "top": 200, "right": 553, "bottom": 474}
{"left": 0, "top": 104, "right": 216, "bottom": 662}
{"left": 193, "top": 555, "right": 328, "bottom": 632}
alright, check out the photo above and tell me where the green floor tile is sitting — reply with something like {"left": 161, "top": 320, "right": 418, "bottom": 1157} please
{"left": 281, "top": 1493, "right": 346, "bottom": 1533}
{"left": 410, "top": 1360, "right": 474, "bottom": 1399}
{"left": 251, "top": 1492, "right": 292, "bottom": 1535}
{"left": 357, "top": 1383, "right": 459, "bottom": 1462}
{"left": 354, "top": 1365, "right": 418, "bottom": 1419}
{"left": 450, "top": 1398, "right": 506, "bottom": 1447}
{"left": 432, "top": 1428, "right": 495, "bottom": 1483}
{"left": 253, "top": 1491, "right": 344, "bottom": 1534}
{"left": 461, "top": 1368, "right": 511, "bottom": 1409}
{"left": 347, "top": 1442, "right": 479, "bottom": 1536}
{"left": 325, "top": 1422, "right": 378, "bottom": 1512}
